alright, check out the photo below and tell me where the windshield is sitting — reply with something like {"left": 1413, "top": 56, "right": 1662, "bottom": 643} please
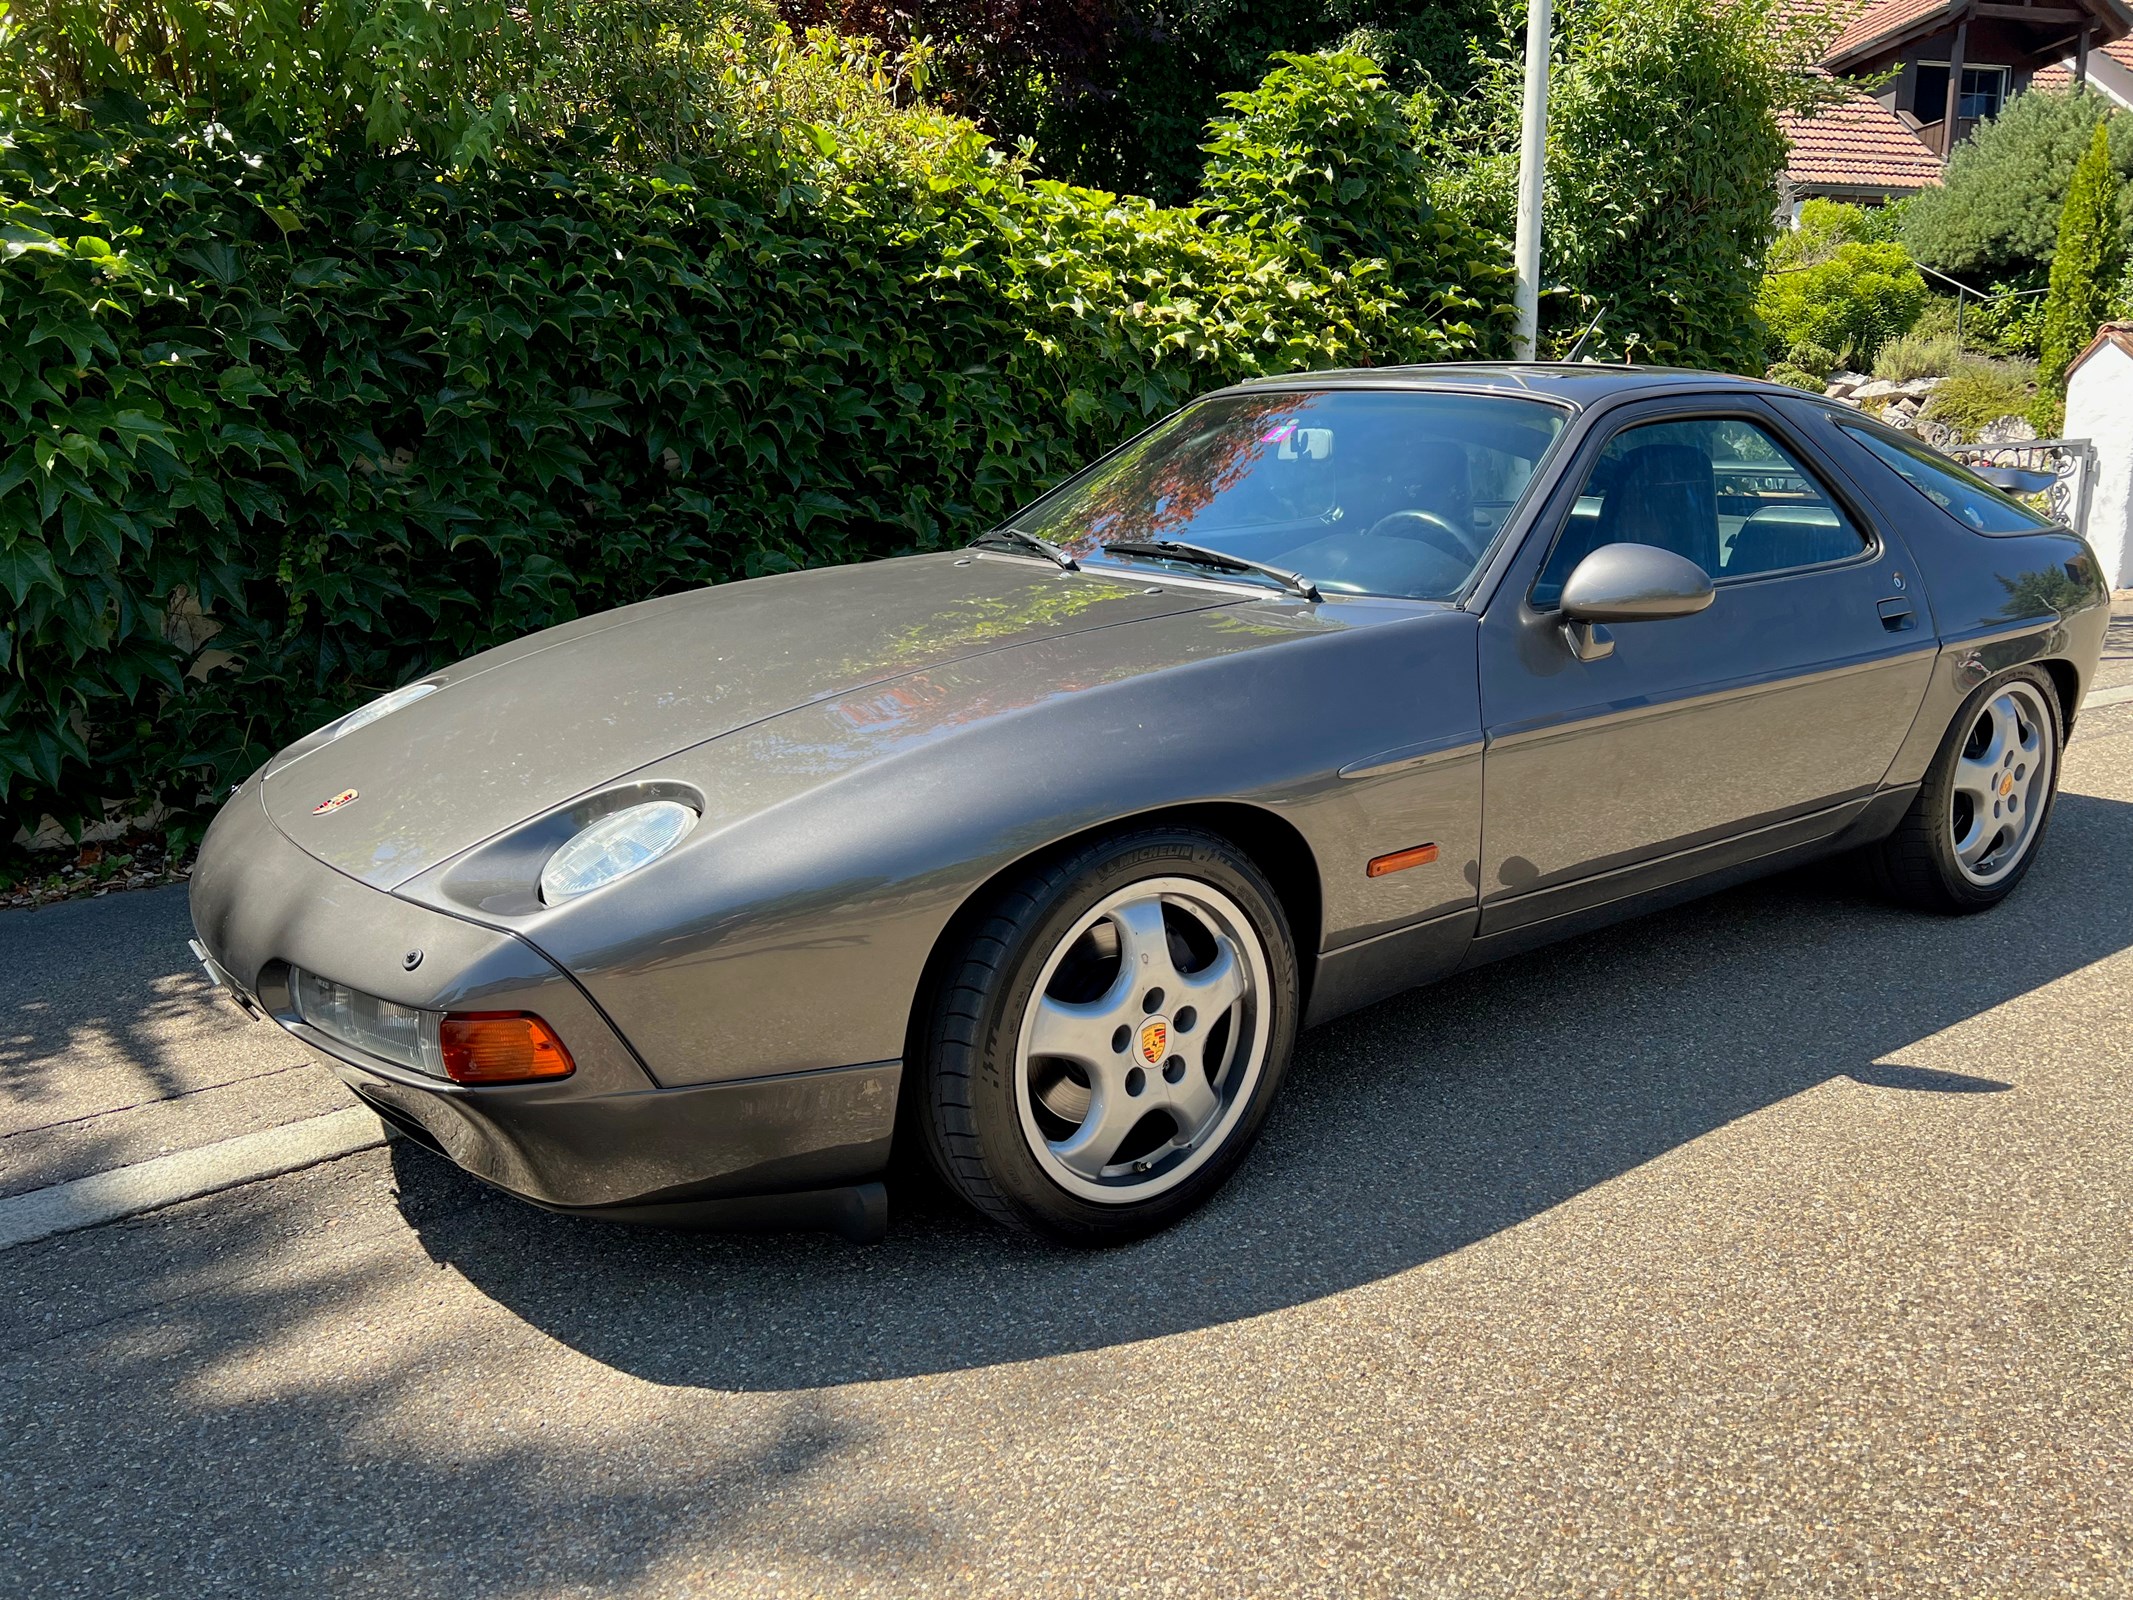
{"left": 1003, "top": 389, "right": 1569, "bottom": 599}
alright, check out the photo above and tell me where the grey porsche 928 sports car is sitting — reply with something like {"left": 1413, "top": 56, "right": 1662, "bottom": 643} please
{"left": 188, "top": 365, "right": 2111, "bottom": 1244}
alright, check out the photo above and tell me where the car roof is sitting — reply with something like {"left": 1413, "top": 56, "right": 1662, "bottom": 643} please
{"left": 1216, "top": 362, "right": 1790, "bottom": 408}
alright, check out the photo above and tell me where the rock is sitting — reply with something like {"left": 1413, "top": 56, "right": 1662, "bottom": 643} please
{"left": 1841, "top": 376, "right": 1945, "bottom": 402}
{"left": 1977, "top": 414, "right": 2038, "bottom": 444}
{"left": 1887, "top": 397, "right": 1921, "bottom": 420}
{"left": 1916, "top": 418, "right": 1961, "bottom": 448}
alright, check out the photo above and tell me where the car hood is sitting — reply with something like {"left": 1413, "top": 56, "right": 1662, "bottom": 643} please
{"left": 259, "top": 553, "right": 1236, "bottom": 889}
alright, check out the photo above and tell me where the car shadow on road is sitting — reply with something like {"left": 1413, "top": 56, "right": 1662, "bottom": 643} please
{"left": 393, "top": 790, "right": 2133, "bottom": 1393}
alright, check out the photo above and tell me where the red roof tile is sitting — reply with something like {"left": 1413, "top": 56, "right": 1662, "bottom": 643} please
{"left": 1781, "top": 73, "right": 1946, "bottom": 191}
{"left": 2067, "top": 321, "right": 2133, "bottom": 380}
{"left": 1769, "top": 0, "right": 1872, "bottom": 53}
{"left": 1826, "top": 0, "right": 2132, "bottom": 65}
{"left": 2032, "top": 34, "right": 2133, "bottom": 89}
{"left": 1824, "top": 0, "right": 1950, "bottom": 64}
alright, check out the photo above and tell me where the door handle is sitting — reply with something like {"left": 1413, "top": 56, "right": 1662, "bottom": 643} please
{"left": 1877, "top": 597, "right": 1914, "bottom": 632}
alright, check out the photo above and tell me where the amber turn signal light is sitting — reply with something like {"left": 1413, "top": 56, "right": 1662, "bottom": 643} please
{"left": 439, "top": 1012, "right": 575, "bottom": 1084}
{"left": 1366, "top": 842, "right": 1439, "bottom": 878}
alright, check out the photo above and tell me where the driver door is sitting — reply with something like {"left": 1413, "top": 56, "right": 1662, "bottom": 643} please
{"left": 1474, "top": 396, "right": 1935, "bottom": 939}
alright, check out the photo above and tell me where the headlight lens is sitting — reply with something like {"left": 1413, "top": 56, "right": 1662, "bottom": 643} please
{"left": 540, "top": 800, "right": 698, "bottom": 905}
{"left": 332, "top": 681, "right": 439, "bottom": 739}
{"left": 291, "top": 968, "right": 445, "bottom": 1077}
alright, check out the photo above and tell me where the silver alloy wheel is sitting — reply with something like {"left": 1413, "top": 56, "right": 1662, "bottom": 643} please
{"left": 1013, "top": 876, "right": 1272, "bottom": 1203}
{"left": 1949, "top": 680, "right": 2055, "bottom": 887}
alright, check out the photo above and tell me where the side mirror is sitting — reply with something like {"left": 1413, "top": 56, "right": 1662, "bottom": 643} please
{"left": 1556, "top": 542, "right": 1715, "bottom": 662}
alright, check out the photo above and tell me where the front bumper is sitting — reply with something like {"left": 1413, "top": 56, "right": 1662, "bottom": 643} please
{"left": 336, "top": 1051, "right": 900, "bottom": 1224}
{"left": 189, "top": 779, "right": 900, "bottom": 1222}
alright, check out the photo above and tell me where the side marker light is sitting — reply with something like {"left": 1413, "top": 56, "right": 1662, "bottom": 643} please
{"left": 1367, "top": 843, "right": 1440, "bottom": 878}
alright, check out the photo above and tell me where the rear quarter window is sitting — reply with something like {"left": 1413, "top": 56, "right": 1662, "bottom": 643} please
{"left": 1839, "top": 424, "right": 2058, "bottom": 535}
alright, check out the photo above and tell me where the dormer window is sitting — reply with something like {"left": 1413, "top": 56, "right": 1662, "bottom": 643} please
{"left": 1913, "top": 62, "right": 2010, "bottom": 122}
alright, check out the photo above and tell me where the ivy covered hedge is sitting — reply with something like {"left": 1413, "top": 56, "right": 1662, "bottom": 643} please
{"left": 0, "top": 40, "right": 1511, "bottom": 844}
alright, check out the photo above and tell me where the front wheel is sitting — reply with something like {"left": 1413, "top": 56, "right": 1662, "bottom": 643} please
{"left": 918, "top": 827, "right": 1299, "bottom": 1244}
{"left": 1869, "top": 667, "right": 2063, "bottom": 912}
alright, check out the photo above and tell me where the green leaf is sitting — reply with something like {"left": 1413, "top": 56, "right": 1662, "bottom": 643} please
{"left": 0, "top": 542, "right": 62, "bottom": 606}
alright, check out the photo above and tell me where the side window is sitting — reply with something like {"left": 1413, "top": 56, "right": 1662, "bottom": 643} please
{"left": 1838, "top": 424, "right": 2057, "bottom": 535}
{"left": 1534, "top": 416, "right": 1869, "bottom": 606}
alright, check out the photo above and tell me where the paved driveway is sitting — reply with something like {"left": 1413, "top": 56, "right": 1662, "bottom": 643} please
{"left": 0, "top": 887, "right": 340, "bottom": 1198}
{"left": 3, "top": 692, "right": 2130, "bottom": 1597}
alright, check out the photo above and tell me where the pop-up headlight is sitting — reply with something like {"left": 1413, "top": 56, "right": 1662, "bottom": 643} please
{"left": 539, "top": 801, "right": 698, "bottom": 905}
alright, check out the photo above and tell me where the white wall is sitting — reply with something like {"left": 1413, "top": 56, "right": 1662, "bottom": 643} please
{"left": 2065, "top": 340, "right": 2133, "bottom": 590}
{"left": 2086, "top": 48, "right": 2133, "bottom": 111}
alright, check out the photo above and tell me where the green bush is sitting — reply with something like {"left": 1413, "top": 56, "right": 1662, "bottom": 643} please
{"left": 9, "top": 0, "right": 714, "bottom": 166}
{"left": 2033, "top": 121, "right": 2126, "bottom": 433}
{"left": 1902, "top": 87, "right": 2133, "bottom": 277}
{"left": 1963, "top": 276, "right": 2051, "bottom": 357}
{"left": 1545, "top": 0, "right": 1802, "bottom": 369}
{"left": 1197, "top": 50, "right": 1510, "bottom": 313}
{"left": 0, "top": 38, "right": 1510, "bottom": 841}
{"left": 1756, "top": 240, "right": 1926, "bottom": 367}
{"left": 1772, "top": 199, "right": 1886, "bottom": 261}
{"left": 2, "top": 0, "right": 1002, "bottom": 187}
{"left": 1871, "top": 330, "right": 1964, "bottom": 381}
{"left": 1908, "top": 293, "right": 1964, "bottom": 342}
{"left": 1851, "top": 195, "right": 1913, "bottom": 243}
{"left": 1016, "top": 3, "right": 1499, "bottom": 202}
{"left": 1764, "top": 337, "right": 1835, "bottom": 392}
{"left": 1787, "top": 339, "right": 1839, "bottom": 376}
{"left": 1764, "top": 362, "right": 1825, "bottom": 391}
{"left": 1922, "top": 358, "right": 2038, "bottom": 439}
{"left": 1199, "top": 49, "right": 1430, "bottom": 266}
{"left": 1436, "top": 0, "right": 1807, "bottom": 368}
{"left": 1759, "top": 201, "right": 1929, "bottom": 367}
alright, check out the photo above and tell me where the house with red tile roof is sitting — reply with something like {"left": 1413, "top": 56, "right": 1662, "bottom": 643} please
{"left": 2031, "top": 34, "right": 2133, "bottom": 104}
{"left": 1780, "top": 0, "right": 2133, "bottom": 206}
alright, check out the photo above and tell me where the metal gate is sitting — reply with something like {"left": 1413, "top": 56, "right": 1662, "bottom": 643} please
{"left": 1946, "top": 437, "right": 2096, "bottom": 538}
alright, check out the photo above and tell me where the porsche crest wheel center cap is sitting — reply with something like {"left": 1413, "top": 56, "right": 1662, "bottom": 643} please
{"left": 1138, "top": 1017, "right": 1169, "bottom": 1064}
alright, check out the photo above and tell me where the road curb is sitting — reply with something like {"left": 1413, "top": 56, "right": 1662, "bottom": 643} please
{"left": 0, "top": 1105, "right": 392, "bottom": 1252}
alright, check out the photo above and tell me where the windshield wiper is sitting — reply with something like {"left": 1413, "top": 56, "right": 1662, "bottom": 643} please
{"left": 971, "top": 527, "right": 1078, "bottom": 571}
{"left": 1100, "top": 540, "right": 1321, "bottom": 602}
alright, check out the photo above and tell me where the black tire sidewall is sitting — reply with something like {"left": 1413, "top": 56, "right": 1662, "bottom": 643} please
{"left": 955, "top": 828, "right": 1299, "bottom": 1241}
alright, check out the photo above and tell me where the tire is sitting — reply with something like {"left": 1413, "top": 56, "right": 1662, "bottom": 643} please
{"left": 918, "top": 826, "right": 1300, "bottom": 1244}
{"left": 1868, "top": 665, "right": 2063, "bottom": 913}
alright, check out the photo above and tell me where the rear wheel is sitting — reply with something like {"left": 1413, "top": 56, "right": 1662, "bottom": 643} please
{"left": 918, "top": 827, "right": 1299, "bottom": 1244}
{"left": 1869, "top": 667, "right": 2062, "bottom": 912}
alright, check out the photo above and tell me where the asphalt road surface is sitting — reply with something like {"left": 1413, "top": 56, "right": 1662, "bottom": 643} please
{"left": 4, "top": 688, "right": 2130, "bottom": 1597}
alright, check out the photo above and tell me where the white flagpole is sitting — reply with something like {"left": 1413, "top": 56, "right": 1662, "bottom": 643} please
{"left": 1512, "top": 0, "right": 1554, "bottom": 361}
